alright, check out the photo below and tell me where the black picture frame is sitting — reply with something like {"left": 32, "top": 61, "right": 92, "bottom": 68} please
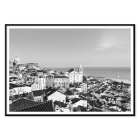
{"left": 5, "top": 24, "right": 135, "bottom": 116}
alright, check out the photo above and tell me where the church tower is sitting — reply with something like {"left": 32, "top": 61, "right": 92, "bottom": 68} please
{"left": 78, "top": 65, "right": 83, "bottom": 73}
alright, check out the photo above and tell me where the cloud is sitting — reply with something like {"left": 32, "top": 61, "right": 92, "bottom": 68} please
{"left": 96, "top": 43, "right": 130, "bottom": 51}
{"left": 96, "top": 43, "right": 114, "bottom": 50}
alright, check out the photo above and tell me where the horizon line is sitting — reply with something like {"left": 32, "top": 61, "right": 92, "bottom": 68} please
{"left": 47, "top": 66, "right": 131, "bottom": 68}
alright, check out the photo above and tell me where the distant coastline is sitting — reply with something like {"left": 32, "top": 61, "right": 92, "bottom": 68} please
{"left": 110, "top": 78, "right": 130, "bottom": 84}
{"left": 48, "top": 67, "right": 131, "bottom": 81}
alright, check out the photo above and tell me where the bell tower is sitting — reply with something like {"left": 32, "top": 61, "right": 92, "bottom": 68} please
{"left": 78, "top": 65, "right": 83, "bottom": 73}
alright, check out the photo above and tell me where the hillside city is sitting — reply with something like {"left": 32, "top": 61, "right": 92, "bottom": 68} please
{"left": 9, "top": 56, "right": 131, "bottom": 112}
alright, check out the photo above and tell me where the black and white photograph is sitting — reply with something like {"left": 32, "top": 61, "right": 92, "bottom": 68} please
{"left": 5, "top": 24, "right": 135, "bottom": 116}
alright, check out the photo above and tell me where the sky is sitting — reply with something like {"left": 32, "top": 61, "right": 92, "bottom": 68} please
{"left": 9, "top": 28, "right": 131, "bottom": 68}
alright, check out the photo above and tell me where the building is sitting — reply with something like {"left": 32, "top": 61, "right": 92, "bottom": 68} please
{"left": 19, "top": 64, "right": 26, "bottom": 71}
{"left": 46, "top": 75, "right": 54, "bottom": 88}
{"left": 37, "top": 77, "right": 46, "bottom": 89}
{"left": 64, "top": 65, "right": 83, "bottom": 83}
{"left": 47, "top": 91, "right": 66, "bottom": 103}
{"left": 31, "top": 82, "right": 40, "bottom": 91}
{"left": 46, "top": 75, "right": 70, "bottom": 88}
{"left": 9, "top": 84, "right": 32, "bottom": 95}
{"left": 28, "top": 90, "right": 46, "bottom": 102}
{"left": 13, "top": 100, "right": 54, "bottom": 112}
{"left": 36, "top": 70, "right": 44, "bottom": 77}
{"left": 14, "top": 56, "right": 20, "bottom": 65}
{"left": 81, "top": 83, "right": 88, "bottom": 92}
{"left": 26, "top": 63, "right": 38, "bottom": 69}
{"left": 53, "top": 76, "right": 70, "bottom": 88}
{"left": 32, "top": 76, "right": 46, "bottom": 90}
{"left": 10, "top": 98, "right": 39, "bottom": 111}
{"left": 71, "top": 98, "right": 87, "bottom": 108}
{"left": 9, "top": 61, "right": 13, "bottom": 68}
{"left": 45, "top": 87, "right": 66, "bottom": 103}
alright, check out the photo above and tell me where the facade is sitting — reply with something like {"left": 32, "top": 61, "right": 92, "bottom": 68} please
{"left": 31, "top": 77, "right": 46, "bottom": 91}
{"left": 31, "top": 82, "right": 40, "bottom": 91}
{"left": 9, "top": 61, "right": 13, "bottom": 68}
{"left": 28, "top": 90, "right": 45, "bottom": 102}
{"left": 36, "top": 70, "right": 44, "bottom": 77}
{"left": 47, "top": 91, "right": 66, "bottom": 103}
{"left": 37, "top": 77, "right": 46, "bottom": 89}
{"left": 46, "top": 75, "right": 70, "bottom": 88}
{"left": 81, "top": 83, "right": 88, "bottom": 92}
{"left": 46, "top": 75, "right": 54, "bottom": 88}
{"left": 65, "top": 65, "right": 83, "bottom": 83}
{"left": 14, "top": 56, "right": 20, "bottom": 65}
{"left": 53, "top": 76, "right": 70, "bottom": 88}
{"left": 9, "top": 86, "right": 32, "bottom": 95}
{"left": 19, "top": 64, "right": 26, "bottom": 71}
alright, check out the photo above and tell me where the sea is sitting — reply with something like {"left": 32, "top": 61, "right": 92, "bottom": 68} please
{"left": 48, "top": 67, "right": 131, "bottom": 81}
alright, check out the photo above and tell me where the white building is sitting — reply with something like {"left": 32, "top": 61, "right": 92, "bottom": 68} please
{"left": 71, "top": 99, "right": 87, "bottom": 108}
{"left": 80, "top": 83, "right": 88, "bottom": 92}
{"left": 14, "top": 56, "right": 20, "bottom": 65}
{"left": 19, "top": 64, "right": 26, "bottom": 71}
{"left": 9, "top": 86, "right": 32, "bottom": 95}
{"left": 31, "top": 82, "right": 40, "bottom": 91}
{"left": 28, "top": 90, "right": 45, "bottom": 102}
{"left": 32, "top": 77, "right": 46, "bottom": 90}
{"left": 47, "top": 91, "right": 66, "bottom": 103}
{"left": 64, "top": 65, "right": 83, "bottom": 83}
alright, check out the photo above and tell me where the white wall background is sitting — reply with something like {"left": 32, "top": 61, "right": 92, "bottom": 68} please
{"left": 0, "top": 0, "right": 139, "bottom": 140}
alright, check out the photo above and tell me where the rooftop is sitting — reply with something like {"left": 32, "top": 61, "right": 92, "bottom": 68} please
{"left": 71, "top": 98, "right": 81, "bottom": 104}
{"left": 32, "top": 90, "right": 45, "bottom": 97}
{"left": 14, "top": 100, "right": 54, "bottom": 112}
{"left": 44, "top": 87, "right": 57, "bottom": 97}
{"left": 10, "top": 98, "right": 39, "bottom": 111}
{"left": 54, "top": 101, "right": 67, "bottom": 108}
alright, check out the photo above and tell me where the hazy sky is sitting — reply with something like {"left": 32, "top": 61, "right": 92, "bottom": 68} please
{"left": 9, "top": 28, "right": 131, "bottom": 68}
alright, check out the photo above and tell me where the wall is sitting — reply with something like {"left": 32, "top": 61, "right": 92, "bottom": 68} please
{"left": 54, "top": 78, "right": 70, "bottom": 88}
{"left": 32, "top": 77, "right": 46, "bottom": 90}
{"left": 9, "top": 86, "right": 32, "bottom": 95}
{"left": 34, "top": 96, "right": 43, "bottom": 102}
{"left": 73, "top": 100, "right": 87, "bottom": 108}
{"left": 47, "top": 91, "right": 66, "bottom": 102}
{"left": 69, "top": 72, "right": 83, "bottom": 83}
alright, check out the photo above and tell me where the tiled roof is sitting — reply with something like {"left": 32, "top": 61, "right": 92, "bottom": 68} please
{"left": 54, "top": 101, "right": 67, "bottom": 108}
{"left": 9, "top": 83, "right": 34, "bottom": 89}
{"left": 10, "top": 98, "right": 39, "bottom": 111}
{"left": 112, "top": 81, "right": 120, "bottom": 85}
{"left": 37, "top": 70, "right": 43, "bottom": 72}
{"left": 71, "top": 98, "right": 81, "bottom": 104}
{"left": 32, "top": 90, "right": 45, "bottom": 97}
{"left": 54, "top": 76, "right": 69, "bottom": 78}
{"left": 15, "top": 100, "right": 54, "bottom": 112}
{"left": 44, "top": 87, "right": 57, "bottom": 97}
{"left": 13, "top": 93, "right": 28, "bottom": 100}
{"left": 10, "top": 83, "right": 24, "bottom": 89}
{"left": 95, "top": 90, "right": 101, "bottom": 94}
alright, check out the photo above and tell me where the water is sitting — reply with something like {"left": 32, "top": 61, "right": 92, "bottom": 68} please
{"left": 48, "top": 67, "right": 131, "bottom": 81}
